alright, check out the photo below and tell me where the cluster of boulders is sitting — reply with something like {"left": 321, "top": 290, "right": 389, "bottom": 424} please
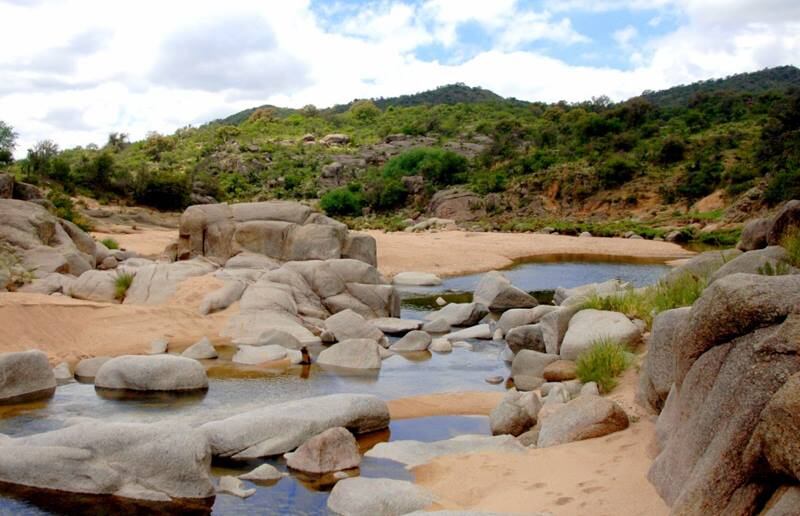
{"left": 634, "top": 199, "right": 800, "bottom": 515}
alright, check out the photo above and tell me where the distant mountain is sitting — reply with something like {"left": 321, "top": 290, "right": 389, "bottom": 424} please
{"left": 641, "top": 65, "right": 800, "bottom": 108}
{"left": 214, "top": 83, "right": 527, "bottom": 126}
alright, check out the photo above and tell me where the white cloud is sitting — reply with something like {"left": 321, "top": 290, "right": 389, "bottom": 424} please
{"left": 0, "top": 0, "right": 798, "bottom": 156}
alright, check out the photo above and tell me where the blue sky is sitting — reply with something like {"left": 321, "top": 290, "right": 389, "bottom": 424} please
{"left": 1, "top": 0, "right": 798, "bottom": 153}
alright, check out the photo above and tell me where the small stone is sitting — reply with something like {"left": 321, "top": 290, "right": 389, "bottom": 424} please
{"left": 435, "top": 296, "right": 447, "bottom": 306}
{"left": 580, "top": 382, "right": 600, "bottom": 396}
{"left": 181, "top": 337, "right": 218, "bottom": 360}
{"left": 285, "top": 427, "right": 361, "bottom": 474}
{"left": 239, "top": 463, "right": 286, "bottom": 482}
{"left": 493, "top": 328, "right": 504, "bottom": 340}
{"left": 451, "top": 341, "right": 473, "bottom": 350}
{"left": 218, "top": 476, "right": 256, "bottom": 498}
{"left": 147, "top": 338, "right": 168, "bottom": 355}
{"left": 542, "top": 360, "right": 577, "bottom": 382}
{"left": 514, "top": 375, "right": 544, "bottom": 391}
{"left": 429, "top": 338, "right": 452, "bottom": 353}
{"left": 485, "top": 376, "right": 504, "bottom": 385}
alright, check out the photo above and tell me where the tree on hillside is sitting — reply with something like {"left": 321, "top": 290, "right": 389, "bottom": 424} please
{"left": 0, "top": 121, "right": 17, "bottom": 165}
{"left": 106, "top": 132, "right": 129, "bottom": 152}
{"left": 23, "top": 139, "right": 59, "bottom": 179}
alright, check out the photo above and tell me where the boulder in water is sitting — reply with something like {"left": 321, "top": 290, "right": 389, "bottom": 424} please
{"left": 95, "top": 355, "right": 208, "bottom": 392}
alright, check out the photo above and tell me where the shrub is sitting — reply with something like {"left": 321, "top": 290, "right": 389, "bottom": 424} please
{"left": 575, "top": 339, "right": 632, "bottom": 393}
{"left": 470, "top": 171, "right": 507, "bottom": 194}
{"left": 658, "top": 136, "right": 686, "bottom": 164}
{"left": 100, "top": 238, "right": 119, "bottom": 250}
{"left": 383, "top": 148, "right": 468, "bottom": 186}
{"left": 597, "top": 155, "right": 637, "bottom": 188}
{"left": 781, "top": 228, "right": 800, "bottom": 267}
{"left": 114, "top": 272, "right": 134, "bottom": 301}
{"left": 320, "top": 186, "right": 364, "bottom": 216}
{"left": 46, "top": 190, "right": 92, "bottom": 231}
{"left": 134, "top": 170, "right": 190, "bottom": 210}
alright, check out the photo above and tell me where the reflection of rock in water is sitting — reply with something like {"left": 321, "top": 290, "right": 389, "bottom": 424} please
{"left": 0, "top": 481, "right": 215, "bottom": 516}
{"left": 94, "top": 387, "right": 208, "bottom": 404}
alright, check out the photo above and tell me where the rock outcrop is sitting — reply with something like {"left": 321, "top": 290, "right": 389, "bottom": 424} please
{"left": 0, "top": 350, "right": 56, "bottom": 404}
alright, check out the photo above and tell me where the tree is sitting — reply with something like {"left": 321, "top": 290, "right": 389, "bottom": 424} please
{"left": 24, "top": 139, "right": 59, "bottom": 179}
{"left": 0, "top": 121, "right": 17, "bottom": 153}
{"left": 106, "top": 132, "right": 129, "bottom": 152}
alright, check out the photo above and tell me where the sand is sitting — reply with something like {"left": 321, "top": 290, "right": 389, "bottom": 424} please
{"left": 367, "top": 230, "right": 694, "bottom": 277}
{"left": 92, "top": 228, "right": 176, "bottom": 258}
{"left": 387, "top": 391, "right": 505, "bottom": 419}
{"left": 0, "top": 275, "right": 232, "bottom": 364}
{"left": 411, "top": 368, "right": 668, "bottom": 516}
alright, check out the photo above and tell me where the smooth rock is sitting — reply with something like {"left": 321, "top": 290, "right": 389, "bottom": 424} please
{"left": 200, "top": 394, "right": 389, "bottom": 459}
{"left": 537, "top": 395, "right": 629, "bottom": 447}
{"left": 544, "top": 384, "right": 570, "bottom": 405}
{"left": 199, "top": 280, "right": 246, "bottom": 315}
{"left": 285, "top": 427, "right": 361, "bottom": 474}
{"left": 366, "top": 434, "right": 526, "bottom": 468}
{"left": 324, "top": 309, "right": 385, "bottom": 343}
{"left": 429, "top": 338, "right": 452, "bottom": 353}
{"left": 389, "top": 331, "right": 431, "bottom": 352}
{"left": 560, "top": 309, "right": 640, "bottom": 361}
{"left": 506, "top": 324, "right": 545, "bottom": 354}
{"left": 637, "top": 307, "right": 691, "bottom": 412}
{"left": 232, "top": 345, "right": 287, "bottom": 365}
{"left": 435, "top": 296, "right": 447, "bottom": 306}
{"left": 737, "top": 217, "right": 770, "bottom": 251}
{"left": 0, "top": 350, "right": 56, "bottom": 404}
{"left": 239, "top": 464, "right": 286, "bottom": 482}
{"left": 74, "top": 356, "right": 111, "bottom": 382}
{"left": 498, "top": 305, "right": 557, "bottom": 334}
{"left": 543, "top": 360, "right": 577, "bottom": 382}
{"left": 371, "top": 317, "right": 421, "bottom": 335}
{"left": 422, "top": 318, "right": 451, "bottom": 333}
{"left": 444, "top": 324, "right": 492, "bottom": 341}
{"left": 392, "top": 272, "right": 442, "bottom": 286}
{"left": 580, "top": 382, "right": 600, "bottom": 396}
{"left": 181, "top": 337, "right": 218, "bottom": 360}
{"left": 53, "top": 362, "right": 74, "bottom": 385}
{"left": 511, "top": 350, "right": 559, "bottom": 380}
{"left": 317, "top": 339, "right": 382, "bottom": 369}
{"left": 473, "top": 271, "right": 537, "bottom": 311}
{"left": 147, "top": 338, "right": 168, "bottom": 355}
{"left": 485, "top": 376, "right": 504, "bottom": 385}
{"left": 95, "top": 355, "right": 208, "bottom": 392}
{"left": 490, "top": 390, "right": 542, "bottom": 436}
{"left": 218, "top": 476, "right": 255, "bottom": 498}
{"left": 710, "top": 246, "right": 793, "bottom": 283}
{"left": 327, "top": 477, "right": 435, "bottom": 516}
{"left": 424, "top": 302, "right": 488, "bottom": 327}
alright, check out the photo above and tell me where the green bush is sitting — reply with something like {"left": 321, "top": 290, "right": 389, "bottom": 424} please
{"left": 597, "top": 155, "right": 637, "bottom": 188}
{"left": 383, "top": 148, "right": 468, "bottom": 185}
{"left": 134, "top": 170, "right": 190, "bottom": 210}
{"left": 658, "top": 136, "right": 687, "bottom": 164}
{"left": 320, "top": 186, "right": 364, "bottom": 216}
{"left": 470, "top": 171, "right": 507, "bottom": 194}
{"left": 100, "top": 238, "right": 119, "bottom": 250}
{"left": 781, "top": 228, "right": 800, "bottom": 267}
{"left": 46, "top": 190, "right": 92, "bottom": 231}
{"left": 575, "top": 338, "right": 632, "bottom": 393}
{"left": 114, "top": 272, "right": 134, "bottom": 301}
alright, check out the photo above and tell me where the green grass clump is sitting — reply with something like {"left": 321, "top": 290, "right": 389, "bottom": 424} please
{"left": 575, "top": 338, "right": 633, "bottom": 393}
{"left": 100, "top": 238, "right": 119, "bottom": 250}
{"left": 581, "top": 273, "right": 706, "bottom": 329}
{"left": 781, "top": 229, "right": 800, "bottom": 267}
{"left": 114, "top": 272, "right": 134, "bottom": 301}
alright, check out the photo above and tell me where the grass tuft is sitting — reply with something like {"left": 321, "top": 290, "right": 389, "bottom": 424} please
{"left": 575, "top": 338, "right": 633, "bottom": 393}
{"left": 114, "top": 272, "right": 134, "bottom": 301}
{"left": 100, "top": 238, "right": 120, "bottom": 250}
{"left": 781, "top": 228, "right": 800, "bottom": 268}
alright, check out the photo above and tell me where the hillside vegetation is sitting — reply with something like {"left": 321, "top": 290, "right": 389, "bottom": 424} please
{"left": 2, "top": 67, "right": 799, "bottom": 240}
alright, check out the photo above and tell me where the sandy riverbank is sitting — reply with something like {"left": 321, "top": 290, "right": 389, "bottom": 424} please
{"left": 411, "top": 368, "right": 668, "bottom": 515}
{"left": 367, "top": 230, "right": 694, "bottom": 277}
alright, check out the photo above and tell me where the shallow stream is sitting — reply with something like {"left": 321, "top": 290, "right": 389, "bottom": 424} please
{"left": 0, "top": 258, "right": 669, "bottom": 515}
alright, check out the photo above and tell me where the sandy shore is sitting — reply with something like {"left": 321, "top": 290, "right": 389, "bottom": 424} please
{"left": 387, "top": 391, "right": 505, "bottom": 419}
{"left": 411, "top": 369, "right": 668, "bottom": 515}
{"left": 367, "top": 230, "right": 694, "bottom": 277}
{"left": 91, "top": 228, "right": 176, "bottom": 258}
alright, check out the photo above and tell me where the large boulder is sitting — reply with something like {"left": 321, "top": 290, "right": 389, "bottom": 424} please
{"left": 637, "top": 307, "right": 691, "bottom": 412}
{"left": 67, "top": 270, "right": 120, "bottom": 303}
{"left": 497, "top": 305, "right": 557, "bottom": 335}
{"left": 709, "top": 246, "right": 793, "bottom": 283}
{"left": 506, "top": 324, "right": 545, "bottom": 354}
{"left": 324, "top": 309, "right": 385, "bottom": 343}
{"left": 473, "top": 271, "right": 537, "bottom": 311}
{"left": 198, "top": 280, "right": 246, "bottom": 315}
{"left": 664, "top": 249, "right": 742, "bottom": 284}
{"left": 317, "top": 339, "right": 382, "bottom": 369}
{"left": 343, "top": 233, "right": 377, "bottom": 267}
{"left": 560, "top": 309, "right": 641, "bottom": 361}
{"left": 673, "top": 273, "right": 800, "bottom": 386}
{"left": 428, "top": 188, "right": 484, "bottom": 222}
{"left": 0, "top": 421, "right": 215, "bottom": 504}
{"left": 540, "top": 305, "right": 580, "bottom": 355}
{"left": 649, "top": 311, "right": 800, "bottom": 514}
{"left": 749, "top": 372, "right": 800, "bottom": 481}
{"left": 537, "top": 395, "right": 629, "bottom": 447}
{"left": 200, "top": 393, "right": 389, "bottom": 459}
{"left": 327, "top": 477, "right": 435, "bottom": 516}
{"left": 285, "top": 427, "right": 361, "bottom": 474}
{"left": 766, "top": 199, "right": 800, "bottom": 245}
{"left": 94, "top": 355, "right": 208, "bottom": 392}
{"left": 737, "top": 217, "right": 770, "bottom": 251}
{"left": 0, "top": 350, "right": 56, "bottom": 404}
{"left": 424, "top": 302, "right": 488, "bottom": 327}
{"left": 123, "top": 259, "right": 217, "bottom": 305}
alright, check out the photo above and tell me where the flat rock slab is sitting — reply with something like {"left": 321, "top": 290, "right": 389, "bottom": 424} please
{"left": 366, "top": 434, "right": 526, "bottom": 468}
{"left": 371, "top": 317, "right": 422, "bottom": 335}
{"left": 392, "top": 272, "right": 442, "bottom": 286}
{"left": 327, "top": 477, "right": 435, "bottom": 516}
{"left": 95, "top": 355, "right": 208, "bottom": 392}
{"left": 200, "top": 393, "right": 389, "bottom": 459}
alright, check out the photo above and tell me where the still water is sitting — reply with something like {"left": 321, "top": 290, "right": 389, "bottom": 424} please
{"left": 0, "top": 258, "right": 669, "bottom": 515}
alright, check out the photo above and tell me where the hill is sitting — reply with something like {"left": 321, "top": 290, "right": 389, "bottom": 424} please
{"left": 641, "top": 65, "right": 800, "bottom": 108}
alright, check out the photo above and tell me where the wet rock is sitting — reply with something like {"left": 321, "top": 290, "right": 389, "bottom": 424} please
{"left": 392, "top": 271, "right": 442, "bottom": 286}
{"left": 0, "top": 420, "right": 215, "bottom": 503}
{"left": 328, "top": 477, "right": 435, "bottom": 516}
{"left": 425, "top": 302, "right": 488, "bottom": 327}
{"left": 444, "top": 323, "right": 492, "bottom": 341}
{"left": 371, "top": 317, "right": 421, "bottom": 335}
{"left": 317, "top": 339, "right": 382, "bottom": 369}
{"left": 200, "top": 393, "right": 389, "bottom": 459}
{"left": 422, "top": 317, "right": 450, "bottom": 333}
{"left": 435, "top": 296, "right": 447, "bottom": 306}
{"left": 429, "top": 338, "right": 452, "bottom": 353}
{"left": 389, "top": 330, "right": 431, "bottom": 352}
{"left": 239, "top": 463, "right": 286, "bottom": 482}
{"left": 74, "top": 356, "right": 111, "bottom": 383}
{"left": 181, "top": 337, "right": 218, "bottom": 360}
{"left": 95, "top": 355, "right": 208, "bottom": 392}
{"left": 217, "top": 476, "right": 255, "bottom": 499}
{"left": 285, "top": 427, "right": 361, "bottom": 474}
{"left": 537, "top": 395, "right": 629, "bottom": 447}
{"left": 560, "top": 309, "right": 641, "bottom": 361}
{"left": 0, "top": 350, "right": 56, "bottom": 404}
{"left": 473, "top": 271, "right": 537, "bottom": 311}
{"left": 232, "top": 345, "right": 287, "bottom": 365}
{"left": 324, "top": 309, "right": 385, "bottom": 344}
{"left": 543, "top": 360, "right": 577, "bottom": 382}
{"left": 242, "top": 329, "right": 303, "bottom": 349}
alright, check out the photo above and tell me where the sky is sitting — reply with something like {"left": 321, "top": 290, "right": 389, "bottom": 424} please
{"left": 1, "top": 0, "right": 798, "bottom": 155}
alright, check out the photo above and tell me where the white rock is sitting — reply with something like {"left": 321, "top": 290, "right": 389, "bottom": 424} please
{"left": 181, "top": 337, "right": 218, "bottom": 360}
{"left": 239, "top": 464, "right": 286, "bottom": 482}
{"left": 95, "top": 355, "right": 208, "bottom": 392}
{"left": 389, "top": 331, "right": 431, "bottom": 352}
{"left": 560, "top": 309, "right": 641, "bottom": 361}
{"left": 366, "top": 434, "right": 526, "bottom": 468}
{"left": 429, "top": 338, "right": 452, "bottom": 353}
{"left": 218, "top": 476, "right": 255, "bottom": 498}
{"left": 435, "top": 296, "right": 447, "bottom": 306}
{"left": 317, "top": 339, "right": 382, "bottom": 369}
{"left": 233, "top": 345, "right": 288, "bottom": 365}
{"left": 422, "top": 317, "right": 451, "bottom": 333}
{"left": 147, "top": 338, "right": 168, "bottom": 355}
{"left": 444, "top": 324, "right": 492, "bottom": 341}
{"left": 371, "top": 317, "right": 422, "bottom": 335}
{"left": 392, "top": 272, "right": 442, "bottom": 286}
{"left": 53, "top": 362, "right": 74, "bottom": 384}
{"left": 327, "top": 477, "right": 435, "bottom": 516}
{"left": 451, "top": 341, "right": 473, "bottom": 350}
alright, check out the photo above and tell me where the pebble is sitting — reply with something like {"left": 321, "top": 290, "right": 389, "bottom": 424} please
{"left": 485, "top": 376, "right": 504, "bottom": 385}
